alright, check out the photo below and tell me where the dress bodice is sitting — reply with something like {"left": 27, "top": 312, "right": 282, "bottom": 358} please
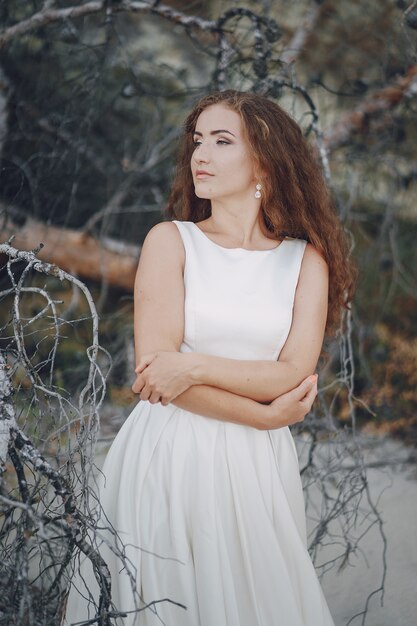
{"left": 172, "top": 220, "right": 307, "bottom": 361}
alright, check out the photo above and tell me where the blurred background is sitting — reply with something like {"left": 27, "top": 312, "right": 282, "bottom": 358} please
{"left": 1, "top": 1, "right": 416, "bottom": 625}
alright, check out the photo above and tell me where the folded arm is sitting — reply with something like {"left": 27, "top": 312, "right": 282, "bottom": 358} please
{"left": 133, "top": 222, "right": 267, "bottom": 427}
{"left": 133, "top": 222, "right": 320, "bottom": 428}
{"left": 135, "top": 237, "right": 328, "bottom": 404}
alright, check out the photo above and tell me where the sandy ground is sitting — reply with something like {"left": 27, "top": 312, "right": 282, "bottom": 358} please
{"left": 315, "top": 437, "right": 417, "bottom": 626}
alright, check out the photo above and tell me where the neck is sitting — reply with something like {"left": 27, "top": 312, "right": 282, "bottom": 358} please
{"left": 208, "top": 196, "right": 265, "bottom": 247}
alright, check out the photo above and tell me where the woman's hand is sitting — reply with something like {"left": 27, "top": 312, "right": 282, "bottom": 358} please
{"left": 131, "top": 351, "right": 197, "bottom": 405}
{"left": 258, "top": 374, "right": 318, "bottom": 430}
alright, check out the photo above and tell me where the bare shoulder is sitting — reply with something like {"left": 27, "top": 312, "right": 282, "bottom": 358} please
{"left": 301, "top": 242, "right": 329, "bottom": 277}
{"left": 143, "top": 221, "right": 183, "bottom": 249}
{"left": 141, "top": 221, "right": 185, "bottom": 266}
{"left": 296, "top": 242, "right": 329, "bottom": 303}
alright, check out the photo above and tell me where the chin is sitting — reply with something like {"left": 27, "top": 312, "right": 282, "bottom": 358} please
{"left": 194, "top": 189, "right": 213, "bottom": 199}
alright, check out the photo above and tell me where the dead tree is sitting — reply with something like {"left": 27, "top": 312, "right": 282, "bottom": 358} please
{"left": 0, "top": 242, "right": 131, "bottom": 625}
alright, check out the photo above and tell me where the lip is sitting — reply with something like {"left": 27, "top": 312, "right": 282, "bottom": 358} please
{"left": 195, "top": 170, "right": 214, "bottom": 178}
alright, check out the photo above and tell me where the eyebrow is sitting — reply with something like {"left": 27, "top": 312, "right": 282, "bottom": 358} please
{"left": 193, "top": 129, "right": 236, "bottom": 137}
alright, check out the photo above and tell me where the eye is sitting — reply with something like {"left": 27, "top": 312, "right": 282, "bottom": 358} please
{"left": 217, "top": 139, "right": 231, "bottom": 145}
{"left": 193, "top": 139, "right": 202, "bottom": 146}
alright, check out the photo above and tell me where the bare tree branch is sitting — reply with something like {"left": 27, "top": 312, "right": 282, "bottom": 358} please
{"left": 323, "top": 65, "right": 417, "bottom": 152}
{"left": 83, "top": 126, "right": 179, "bottom": 234}
{"left": 0, "top": 0, "right": 217, "bottom": 49}
{"left": 280, "top": 3, "right": 322, "bottom": 65}
{"left": 0, "top": 242, "right": 140, "bottom": 625}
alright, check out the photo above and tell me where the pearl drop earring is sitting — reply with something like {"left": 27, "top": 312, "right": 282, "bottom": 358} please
{"left": 255, "top": 183, "right": 262, "bottom": 199}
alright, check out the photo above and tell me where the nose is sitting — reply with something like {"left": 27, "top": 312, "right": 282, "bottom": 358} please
{"left": 193, "top": 143, "right": 210, "bottom": 164}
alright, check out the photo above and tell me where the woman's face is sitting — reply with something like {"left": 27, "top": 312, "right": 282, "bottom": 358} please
{"left": 191, "top": 104, "right": 257, "bottom": 202}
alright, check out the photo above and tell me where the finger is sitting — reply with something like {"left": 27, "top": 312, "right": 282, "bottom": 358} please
{"left": 301, "top": 381, "right": 318, "bottom": 411}
{"left": 139, "top": 385, "right": 151, "bottom": 401}
{"left": 135, "top": 355, "right": 155, "bottom": 374}
{"left": 131, "top": 380, "right": 141, "bottom": 394}
{"left": 300, "top": 378, "right": 318, "bottom": 401}
{"left": 291, "top": 374, "right": 318, "bottom": 401}
{"left": 149, "top": 391, "right": 161, "bottom": 405}
{"left": 135, "top": 353, "right": 156, "bottom": 374}
{"left": 131, "top": 374, "right": 145, "bottom": 394}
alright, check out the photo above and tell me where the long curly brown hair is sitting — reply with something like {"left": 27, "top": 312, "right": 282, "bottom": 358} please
{"left": 166, "top": 90, "right": 356, "bottom": 335}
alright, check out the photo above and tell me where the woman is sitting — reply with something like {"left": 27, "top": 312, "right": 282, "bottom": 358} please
{"left": 66, "top": 91, "right": 354, "bottom": 626}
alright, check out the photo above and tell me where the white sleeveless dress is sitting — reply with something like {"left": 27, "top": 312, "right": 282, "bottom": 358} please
{"left": 65, "top": 220, "right": 334, "bottom": 626}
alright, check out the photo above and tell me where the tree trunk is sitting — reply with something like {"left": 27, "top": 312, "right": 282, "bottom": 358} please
{"left": 0, "top": 218, "right": 140, "bottom": 291}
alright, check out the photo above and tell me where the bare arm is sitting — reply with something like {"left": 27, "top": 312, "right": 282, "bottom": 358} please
{"left": 133, "top": 222, "right": 319, "bottom": 429}
{"left": 136, "top": 242, "right": 328, "bottom": 403}
{"left": 133, "top": 222, "right": 185, "bottom": 361}
{"left": 172, "top": 376, "right": 318, "bottom": 431}
{"left": 133, "top": 222, "right": 272, "bottom": 428}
